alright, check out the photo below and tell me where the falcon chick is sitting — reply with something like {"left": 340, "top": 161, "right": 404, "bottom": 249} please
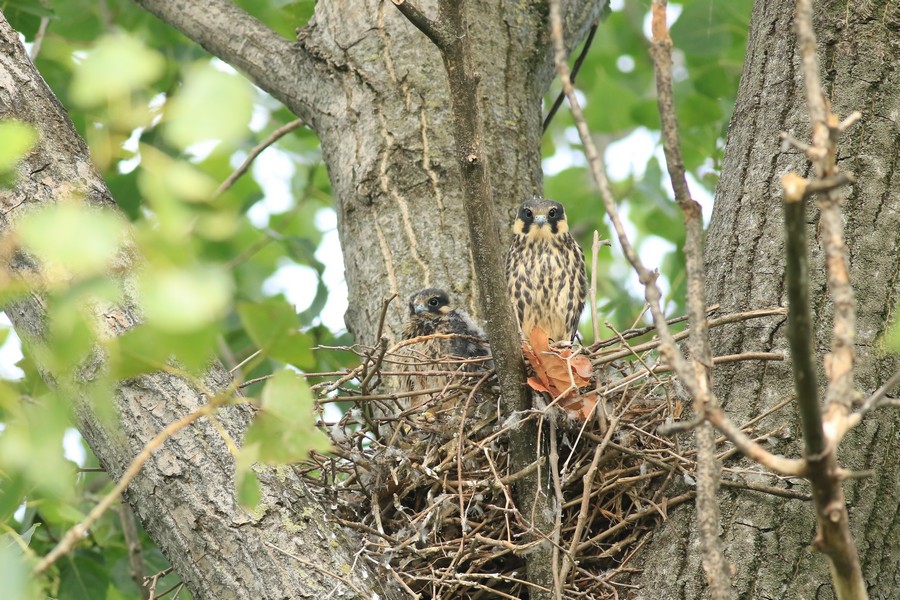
{"left": 506, "top": 198, "right": 587, "bottom": 342}
{"left": 396, "top": 288, "right": 491, "bottom": 408}
{"left": 402, "top": 288, "right": 490, "bottom": 363}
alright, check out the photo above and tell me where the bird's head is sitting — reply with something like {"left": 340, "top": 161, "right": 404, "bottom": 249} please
{"left": 513, "top": 198, "right": 569, "bottom": 239}
{"left": 408, "top": 288, "right": 452, "bottom": 316}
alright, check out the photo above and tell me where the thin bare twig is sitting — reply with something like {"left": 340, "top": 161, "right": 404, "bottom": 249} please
{"left": 34, "top": 400, "right": 221, "bottom": 574}
{"left": 29, "top": 17, "right": 50, "bottom": 61}
{"left": 648, "top": 1, "right": 730, "bottom": 591}
{"left": 119, "top": 502, "right": 149, "bottom": 600}
{"left": 591, "top": 306, "right": 786, "bottom": 359}
{"left": 559, "top": 415, "right": 619, "bottom": 584}
{"left": 145, "top": 567, "right": 174, "bottom": 600}
{"left": 214, "top": 118, "right": 305, "bottom": 198}
{"left": 542, "top": 20, "right": 599, "bottom": 133}
{"left": 856, "top": 368, "right": 900, "bottom": 418}
{"left": 390, "top": 0, "right": 451, "bottom": 48}
{"left": 719, "top": 479, "right": 811, "bottom": 501}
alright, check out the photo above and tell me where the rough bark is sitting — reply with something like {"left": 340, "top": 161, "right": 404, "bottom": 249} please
{"left": 0, "top": 16, "right": 385, "bottom": 600}
{"left": 301, "top": 0, "right": 604, "bottom": 344}
{"left": 3, "top": 1, "right": 607, "bottom": 598}
{"left": 135, "top": 0, "right": 604, "bottom": 344}
{"left": 633, "top": 0, "right": 900, "bottom": 597}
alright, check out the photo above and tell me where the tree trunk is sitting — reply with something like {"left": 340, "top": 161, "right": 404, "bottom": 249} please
{"left": 632, "top": 0, "right": 900, "bottom": 597}
{"left": 0, "top": 16, "right": 392, "bottom": 599}
{"left": 298, "top": 0, "right": 603, "bottom": 343}
{"left": 1, "top": 1, "right": 604, "bottom": 598}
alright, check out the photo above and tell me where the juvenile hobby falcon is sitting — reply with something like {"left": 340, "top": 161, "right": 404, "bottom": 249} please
{"left": 397, "top": 288, "right": 491, "bottom": 406}
{"left": 506, "top": 198, "right": 587, "bottom": 342}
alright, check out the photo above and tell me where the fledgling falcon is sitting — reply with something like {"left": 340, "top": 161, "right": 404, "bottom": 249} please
{"left": 506, "top": 198, "right": 587, "bottom": 342}
{"left": 396, "top": 288, "right": 491, "bottom": 408}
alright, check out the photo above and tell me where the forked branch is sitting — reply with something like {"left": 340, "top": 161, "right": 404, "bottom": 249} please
{"left": 779, "top": 0, "right": 866, "bottom": 597}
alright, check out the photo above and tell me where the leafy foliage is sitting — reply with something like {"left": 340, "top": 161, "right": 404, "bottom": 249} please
{"left": 543, "top": 0, "right": 753, "bottom": 336}
{"left": 0, "top": 0, "right": 754, "bottom": 596}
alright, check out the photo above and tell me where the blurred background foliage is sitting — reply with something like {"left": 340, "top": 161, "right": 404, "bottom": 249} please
{"left": 0, "top": 0, "right": 757, "bottom": 597}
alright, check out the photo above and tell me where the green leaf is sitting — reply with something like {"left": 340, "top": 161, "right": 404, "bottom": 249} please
{"left": 0, "top": 474, "right": 29, "bottom": 523}
{"left": 163, "top": 63, "right": 253, "bottom": 151}
{"left": 111, "top": 324, "right": 218, "bottom": 377}
{"left": 69, "top": 35, "right": 165, "bottom": 107}
{"left": 0, "top": 540, "right": 39, "bottom": 600}
{"left": 47, "top": 0, "right": 104, "bottom": 43}
{"left": 886, "top": 315, "right": 900, "bottom": 353}
{"left": 238, "top": 299, "right": 316, "bottom": 369}
{"left": 140, "top": 265, "right": 233, "bottom": 333}
{"left": 0, "top": 120, "right": 38, "bottom": 173}
{"left": 676, "top": 92, "right": 723, "bottom": 128}
{"left": 17, "top": 204, "right": 126, "bottom": 278}
{"left": 18, "top": 524, "right": 38, "bottom": 547}
{"left": 3, "top": 1, "right": 53, "bottom": 41}
{"left": 0, "top": 392, "right": 75, "bottom": 500}
{"left": 585, "top": 68, "right": 639, "bottom": 133}
{"left": 693, "top": 64, "right": 734, "bottom": 99}
{"left": 58, "top": 551, "right": 110, "bottom": 600}
{"left": 242, "top": 370, "right": 330, "bottom": 465}
{"left": 235, "top": 446, "right": 262, "bottom": 509}
{"left": 670, "top": 0, "right": 739, "bottom": 58}
{"left": 137, "top": 144, "right": 217, "bottom": 206}
{"left": 36, "top": 500, "right": 87, "bottom": 525}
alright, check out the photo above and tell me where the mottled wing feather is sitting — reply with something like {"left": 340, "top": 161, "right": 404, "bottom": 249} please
{"left": 397, "top": 309, "right": 492, "bottom": 406}
{"left": 445, "top": 310, "right": 490, "bottom": 363}
{"left": 567, "top": 234, "right": 588, "bottom": 340}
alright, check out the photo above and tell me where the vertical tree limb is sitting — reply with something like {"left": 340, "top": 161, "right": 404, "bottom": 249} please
{"left": 795, "top": 0, "right": 856, "bottom": 419}
{"left": 391, "top": 0, "right": 554, "bottom": 594}
{"left": 648, "top": 2, "right": 730, "bottom": 595}
{"left": 778, "top": 1, "right": 867, "bottom": 597}
{"left": 782, "top": 186, "right": 826, "bottom": 454}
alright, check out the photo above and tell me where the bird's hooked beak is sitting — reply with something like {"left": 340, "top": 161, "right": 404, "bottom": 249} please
{"left": 413, "top": 303, "right": 429, "bottom": 314}
{"left": 533, "top": 214, "right": 548, "bottom": 226}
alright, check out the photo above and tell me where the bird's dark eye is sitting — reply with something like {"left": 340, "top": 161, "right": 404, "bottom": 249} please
{"left": 428, "top": 297, "right": 439, "bottom": 307}
{"left": 524, "top": 209, "right": 533, "bottom": 219}
{"left": 548, "top": 208, "right": 557, "bottom": 218}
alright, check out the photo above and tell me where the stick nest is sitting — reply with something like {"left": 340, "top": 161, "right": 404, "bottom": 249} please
{"left": 298, "top": 309, "right": 789, "bottom": 598}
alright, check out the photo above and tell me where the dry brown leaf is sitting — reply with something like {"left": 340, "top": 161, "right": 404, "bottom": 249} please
{"left": 559, "top": 391, "right": 598, "bottom": 420}
{"left": 522, "top": 327, "right": 595, "bottom": 419}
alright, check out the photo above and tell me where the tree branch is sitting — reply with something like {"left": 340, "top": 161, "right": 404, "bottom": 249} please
{"left": 392, "top": 0, "right": 554, "bottom": 594}
{"left": 782, "top": 186, "right": 826, "bottom": 455}
{"left": 131, "top": 0, "right": 331, "bottom": 127}
{"left": 542, "top": 20, "right": 599, "bottom": 133}
{"left": 214, "top": 118, "right": 305, "bottom": 198}
{"left": 389, "top": 0, "right": 452, "bottom": 48}
{"left": 0, "top": 16, "right": 378, "bottom": 599}
{"left": 649, "top": 1, "right": 729, "bottom": 595}
{"left": 794, "top": 0, "right": 857, "bottom": 418}
{"left": 784, "top": 1, "right": 867, "bottom": 597}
